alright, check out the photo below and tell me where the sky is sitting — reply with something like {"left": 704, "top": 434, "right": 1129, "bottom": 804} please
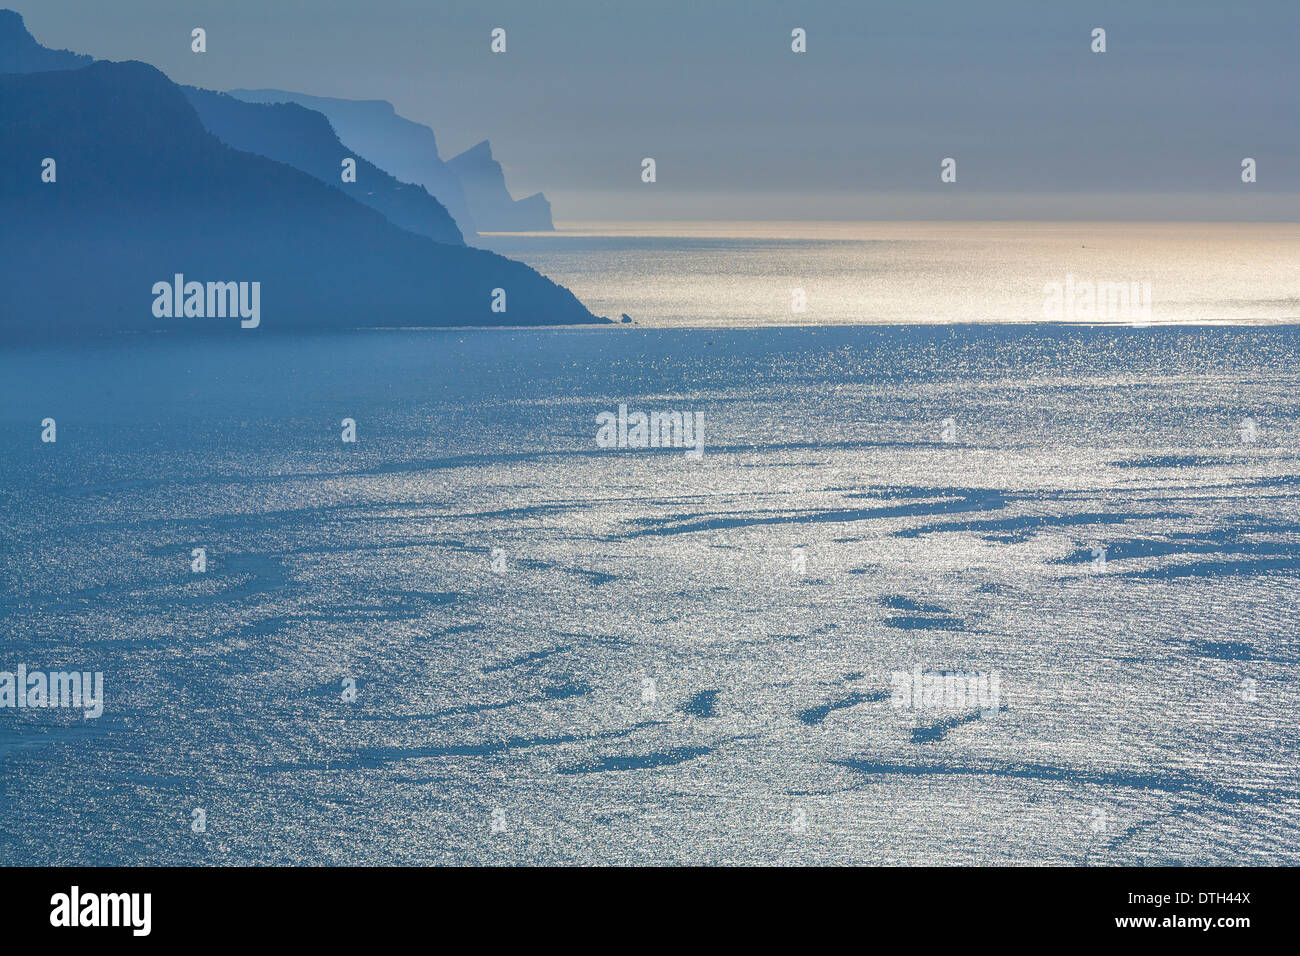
{"left": 14, "top": 0, "right": 1300, "bottom": 220}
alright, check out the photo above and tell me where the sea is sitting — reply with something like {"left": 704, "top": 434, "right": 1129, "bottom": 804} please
{"left": 1, "top": 222, "right": 1298, "bottom": 864}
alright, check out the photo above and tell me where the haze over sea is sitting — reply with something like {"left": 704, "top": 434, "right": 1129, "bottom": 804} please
{"left": 483, "top": 221, "right": 1300, "bottom": 326}
{"left": 2, "top": 223, "right": 1299, "bottom": 864}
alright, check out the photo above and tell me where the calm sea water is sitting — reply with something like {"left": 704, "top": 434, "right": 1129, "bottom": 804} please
{"left": 1, "top": 323, "right": 1298, "bottom": 864}
{"left": 481, "top": 221, "right": 1300, "bottom": 326}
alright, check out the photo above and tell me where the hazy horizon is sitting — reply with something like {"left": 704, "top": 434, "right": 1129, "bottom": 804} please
{"left": 475, "top": 220, "right": 1300, "bottom": 326}
{"left": 12, "top": 0, "right": 1300, "bottom": 222}
{"left": 543, "top": 219, "right": 1300, "bottom": 234}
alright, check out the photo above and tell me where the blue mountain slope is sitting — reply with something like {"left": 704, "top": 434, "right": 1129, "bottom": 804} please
{"left": 230, "top": 89, "right": 558, "bottom": 234}
{"left": 0, "top": 8, "right": 89, "bottom": 72}
{"left": 231, "top": 89, "right": 480, "bottom": 237}
{"left": 0, "top": 61, "right": 607, "bottom": 336}
{"left": 182, "top": 87, "right": 463, "bottom": 245}
{"left": 1, "top": 10, "right": 463, "bottom": 247}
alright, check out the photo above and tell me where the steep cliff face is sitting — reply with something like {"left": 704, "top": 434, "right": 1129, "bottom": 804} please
{"left": 231, "top": 89, "right": 479, "bottom": 238}
{"left": 183, "top": 87, "right": 464, "bottom": 245}
{"left": 447, "top": 140, "right": 555, "bottom": 233}
{"left": 0, "top": 61, "right": 606, "bottom": 336}
{"left": 231, "top": 90, "right": 557, "bottom": 236}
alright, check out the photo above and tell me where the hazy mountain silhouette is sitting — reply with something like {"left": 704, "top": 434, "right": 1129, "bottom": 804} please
{"left": 0, "top": 8, "right": 89, "bottom": 72}
{"left": 0, "top": 60, "right": 605, "bottom": 336}
{"left": 447, "top": 140, "right": 554, "bottom": 233}
{"left": 0, "top": 12, "right": 462, "bottom": 245}
{"left": 231, "top": 89, "right": 479, "bottom": 237}
{"left": 231, "top": 89, "right": 556, "bottom": 234}
{"left": 183, "top": 87, "right": 463, "bottom": 245}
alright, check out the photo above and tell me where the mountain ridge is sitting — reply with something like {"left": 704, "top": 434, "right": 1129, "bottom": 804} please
{"left": 231, "top": 88, "right": 480, "bottom": 236}
{"left": 231, "top": 88, "right": 555, "bottom": 234}
{"left": 182, "top": 87, "right": 464, "bottom": 245}
{"left": 0, "top": 8, "right": 90, "bottom": 72}
{"left": 0, "top": 53, "right": 606, "bottom": 335}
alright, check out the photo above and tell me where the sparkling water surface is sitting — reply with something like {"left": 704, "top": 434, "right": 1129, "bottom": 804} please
{"left": 482, "top": 222, "right": 1300, "bottom": 326}
{"left": 1, "top": 324, "right": 1298, "bottom": 864}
